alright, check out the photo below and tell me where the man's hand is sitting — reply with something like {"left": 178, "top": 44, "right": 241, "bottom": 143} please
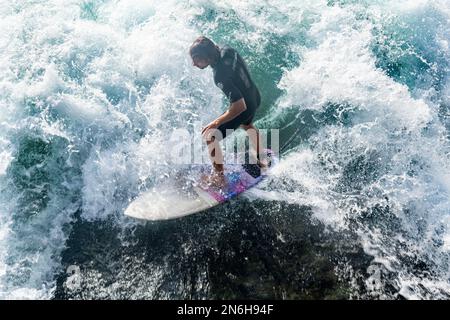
{"left": 201, "top": 99, "right": 247, "bottom": 140}
{"left": 202, "top": 119, "right": 221, "bottom": 139}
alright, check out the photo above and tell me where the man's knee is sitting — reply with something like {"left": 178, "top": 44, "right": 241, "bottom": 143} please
{"left": 241, "top": 123, "right": 255, "bottom": 131}
{"left": 203, "top": 129, "right": 224, "bottom": 144}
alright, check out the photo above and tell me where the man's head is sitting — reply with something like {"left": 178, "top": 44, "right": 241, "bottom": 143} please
{"left": 189, "top": 36, "right": 220, "bottom": 69}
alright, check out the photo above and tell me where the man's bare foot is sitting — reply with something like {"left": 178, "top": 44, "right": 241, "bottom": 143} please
{"left": 200, "top": 171, "right": 227, "bottom": 189}
{"left": 257, "top": 157, "right": 270, "bottom": 174}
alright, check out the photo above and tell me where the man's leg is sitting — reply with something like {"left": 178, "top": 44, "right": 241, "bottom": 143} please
{"left": 241, "top": 123, "right": 267, "bottom": 168}
{"left": 206, "top": 136, "right": 224, "bottom": 173}
{"left": 203, "top": 131, "right": 226, "bottom": 188}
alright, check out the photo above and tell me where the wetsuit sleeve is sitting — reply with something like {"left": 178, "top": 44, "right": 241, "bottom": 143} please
{"left": 217, "top": 78, "right": 243, "bottom": 103}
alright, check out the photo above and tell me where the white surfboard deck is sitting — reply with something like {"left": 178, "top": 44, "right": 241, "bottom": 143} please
{"left": 125, "top": 150, "right": 277, "bottom": 221}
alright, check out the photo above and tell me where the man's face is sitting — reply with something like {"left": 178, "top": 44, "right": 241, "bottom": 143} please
{"left": 192, "top": 57, "right": 209, "bottom": 69}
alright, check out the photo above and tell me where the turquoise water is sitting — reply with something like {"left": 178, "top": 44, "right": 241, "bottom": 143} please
{"left": 0, "top": 0, "right": 449, "bottom": 299}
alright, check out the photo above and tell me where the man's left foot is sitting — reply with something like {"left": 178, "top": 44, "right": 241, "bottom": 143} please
{"left": 200, "top": 171, "right": 227, "bottom": 189}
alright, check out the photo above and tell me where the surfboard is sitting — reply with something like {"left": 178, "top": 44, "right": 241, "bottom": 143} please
{"left": 124, "top": 149, "right": 278, "bottom": 221}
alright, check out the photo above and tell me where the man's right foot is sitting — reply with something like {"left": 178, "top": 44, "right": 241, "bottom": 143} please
{"left": 257, "top": 157, "right": 270, "bottom": 174}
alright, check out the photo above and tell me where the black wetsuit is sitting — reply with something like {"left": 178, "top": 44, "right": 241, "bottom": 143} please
{"left": 212, "top": 45, "right": 261, "bottom": 139}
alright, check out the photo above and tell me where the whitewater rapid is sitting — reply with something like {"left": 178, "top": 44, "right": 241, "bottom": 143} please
{"left": 0, "top": 0, "right": 449, "bottom": 299}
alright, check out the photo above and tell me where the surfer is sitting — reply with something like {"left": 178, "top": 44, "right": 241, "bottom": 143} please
{"left": 189, "top": 36, "right": 266, "bottom": 188}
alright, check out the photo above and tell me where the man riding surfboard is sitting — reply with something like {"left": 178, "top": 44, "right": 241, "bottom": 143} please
{"left": 189, "top": 36, "right": 266, "bottom": 188}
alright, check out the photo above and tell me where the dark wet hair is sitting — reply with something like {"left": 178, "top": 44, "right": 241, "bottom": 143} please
{"left": 189, "top": 36, "right": 220, "bottom": 64}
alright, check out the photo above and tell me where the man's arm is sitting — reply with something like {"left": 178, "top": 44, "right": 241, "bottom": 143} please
{"left": 216, "top": 76, "right": 246, "bottom": 124}
{"left": 216, "top": 98, "right": 247, "bottom": 124}
{"left": 202, "top": 75, "right": 246, "bottom": 135}
{"left": 201, "top": 98, "right": 247, "bottom": 135}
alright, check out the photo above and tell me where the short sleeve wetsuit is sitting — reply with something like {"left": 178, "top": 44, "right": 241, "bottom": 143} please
{"left": 212, "top": 45, "right": 261, "bottom": 139}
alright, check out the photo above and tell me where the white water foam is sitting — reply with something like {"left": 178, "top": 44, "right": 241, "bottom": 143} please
{"left": 1, "top": 0, "right": 449, "bottom": 299}
{"left": 261, "top": 0, "right": 450, "bottom": 298}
